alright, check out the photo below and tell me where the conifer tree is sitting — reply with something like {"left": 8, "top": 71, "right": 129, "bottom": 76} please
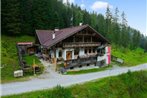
{"left": 2, "top": 0, "right": 21, "bottom": 35}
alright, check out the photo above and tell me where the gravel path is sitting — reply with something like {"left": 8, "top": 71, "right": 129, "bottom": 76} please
{"left": 1, "top": 63, "right": 147, "bottom": 96}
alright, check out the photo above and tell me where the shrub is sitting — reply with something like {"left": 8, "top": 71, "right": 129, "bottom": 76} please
{"left": 48, "top": 85, "right": 72, "bottom": 98}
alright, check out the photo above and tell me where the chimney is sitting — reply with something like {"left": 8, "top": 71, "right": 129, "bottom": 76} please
{"left": 54, "top": 28, "right": 59, "bottom": 32}
{"left": 79, "top": 23, "right": 83, "bottom": 26}
{"left": 52, "top": 32, "right": 55, "bottom": 39}
{"left": 52, "top": 28, "right": 59, "bottom": 40}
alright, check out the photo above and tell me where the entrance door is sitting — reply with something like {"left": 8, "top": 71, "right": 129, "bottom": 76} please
{"left": 66, "top": 51, "right": 72, "bottom": 60}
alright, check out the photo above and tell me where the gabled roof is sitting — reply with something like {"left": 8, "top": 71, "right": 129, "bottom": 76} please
{"left": 36, "top": 24, "right": 109, "bottom": 48}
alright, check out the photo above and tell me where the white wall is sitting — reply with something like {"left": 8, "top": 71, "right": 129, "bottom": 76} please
{"left": 97, "top": 46, "right": 111, "bottom": 65}
{"left": 72, "top": 50, "right": 74, "bottom": 59}
{"left": 56, "top": 48, "right": 63, "bottom": 58}
{"left": 56, "top": 49, "right": 59, "bottom": 58}
{"left": 97, "top": 54, "right": 107, "bottom": 61}
{"left": 62, "top": 49, "right": 66, "bottom": 60}
{"left": 97, "top": 47, "right": 107, "bottom": 63}
{"left": 79, "top": 48, "right": 85, "bottom": 56}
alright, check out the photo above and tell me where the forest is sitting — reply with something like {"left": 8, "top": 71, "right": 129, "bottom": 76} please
{"left": 1, "top": 0, "right": 147, "bottom": 51}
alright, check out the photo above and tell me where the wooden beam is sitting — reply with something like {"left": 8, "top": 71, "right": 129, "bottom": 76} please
{"left": 82, "top": 35, "right": 84, "bottom": 42}
{"left": 91, "top": 36, "right": 92, "bottom": 42}
{"left": 73, "top": 36, "right": 75, "bottom": 42}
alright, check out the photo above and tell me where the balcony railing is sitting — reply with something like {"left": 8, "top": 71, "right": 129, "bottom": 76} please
{"left": 64, "top": 55, "right": 97, "bottom": 69}
{"left": 63, "top": 42, "right": 101, "bottom": 48}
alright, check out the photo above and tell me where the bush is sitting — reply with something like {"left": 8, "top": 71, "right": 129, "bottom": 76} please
{"left": 48, "top": 85, "right": 72, "bottom": 98}
{"left": 120, "top": 70, "right": 147, "bottom": 98}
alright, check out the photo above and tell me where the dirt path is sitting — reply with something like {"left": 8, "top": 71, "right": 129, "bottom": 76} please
{"left": 1, "top": 63, "right": 147, "bottom": 96}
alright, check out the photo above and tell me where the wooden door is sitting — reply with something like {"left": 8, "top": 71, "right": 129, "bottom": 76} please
{"left": 66, "top": 51, "right": 72, "bottom": 60}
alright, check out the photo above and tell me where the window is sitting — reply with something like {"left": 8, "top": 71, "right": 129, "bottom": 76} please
{"left": 89, "top": 49, "right": 91, "bottom": 53}
{"left": 102, "top": 48, "right": 105, "bottom": 54}
{"left": 85, "top": 37, "right": 91, "bottom": 42}
{"left": 85, "top": 49, "right": 87, "bottom": 54}
{"left": 59, "top": 50, "right": 62, "bottom": 57}
{"left": 74, "top": 48, "right": 79, "bottom": 55}
{"left": 92, "top": 49, "right": 95, "bottom": 53}
{"left": 75, "top": 36, "right": 82, "bottom": 42}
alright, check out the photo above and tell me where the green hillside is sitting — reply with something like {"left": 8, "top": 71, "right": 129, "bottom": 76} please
{"left": 1, "top": 36, "right": 34, "bottom": 83}
{"left": 112, "top": 45, "right": 147, "bottom": 66}
{"left": 3, "top": 71, "right": 147, "bottom": 98}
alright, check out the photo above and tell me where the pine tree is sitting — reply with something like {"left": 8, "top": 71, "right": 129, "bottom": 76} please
{"left": 105, "top": 5, "right": 112, "bottom": 40}
{"left": 132, "top": 31, "right": 141, "bottom": 48}
{"left": 83, "top": 10, "right": 91, "bottom": 25}
{"left": 52, "top": 12, "right": 60, "bottom": 29}
{"left": 97, "top": 14, "right": 105, "bottom": 36}
{"left": 120, "top": 11, "right": 130, "bottom": 47}
{"left": 121, "top": 11, "right": 128, "bottom": 27}
{"left": 111, "top": 7, "right": 120, "bottom": 44}
{"left": 91, "top": 12, "right": 97, "bottom": 28}
{"left": 144, "top": 39, "right": 147, "bottom": 52}
{"left": 20, "top": 0, "right": 34, "bottom": 35}
{"left": 114, "top": 7, "right": 119, "bottom": 23}
{"left": 2, "top": 0, "right": 21, "bottom": 35}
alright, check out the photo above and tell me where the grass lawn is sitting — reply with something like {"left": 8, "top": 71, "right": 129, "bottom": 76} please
{"left": 66, "top": 64, "right": 112, "bottom": 75}
{"left": 1, "top": 35, "right": 35, "bottom": 83}
{"left": 23, "top": 55, "right": 42, "bottom": 66}
{"left": 22, "top": 54, "right": 44, "bottom": 74}
{"left": 112, "top": 45, "right": 147, "bottom": 66}
{"left": 2, "top": 70, "right": 147, "bottom": 98}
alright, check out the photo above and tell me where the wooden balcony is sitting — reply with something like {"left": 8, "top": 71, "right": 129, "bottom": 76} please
{"left": 63, "top": 42, "right": 101, "bottom": 48}
{"left": 64, "top": 55, "right": 97, "bottom": 69}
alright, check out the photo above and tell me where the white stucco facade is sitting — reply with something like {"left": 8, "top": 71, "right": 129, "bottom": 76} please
{"left": 96, "top": 46, "right": 111, "bottom": 65}
{"left": 97, "top": 47, "right": 107, "bottom": 64}
{"left": 55, "top": 46, "right": 110, "bottom": 65}
{"left": 56, "top": 49, "right": 59, "bottom": 58}
{"left": 97, "top": 54, "right": 107, "bottom": 62}
{"left": 55, "top": 48, "right": 62, "bottom": 58}
{"left": 79, "top": 48, "right": 85, "bottom": 56}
